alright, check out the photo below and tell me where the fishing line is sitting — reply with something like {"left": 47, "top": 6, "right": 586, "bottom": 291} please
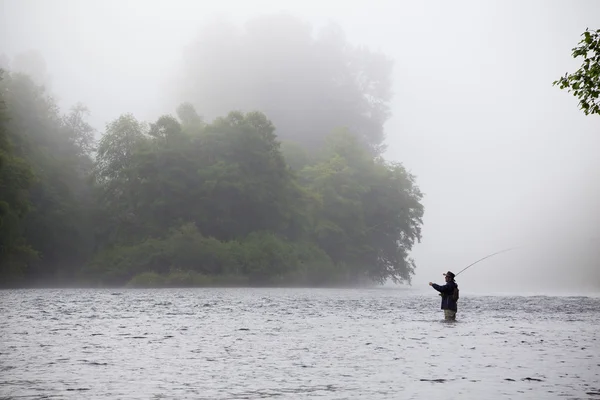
{"left": 454, "top": 246, "right": 523, "bottom": 277}
{"left": 453, "top": 236, "right": 598, "bottom": 278}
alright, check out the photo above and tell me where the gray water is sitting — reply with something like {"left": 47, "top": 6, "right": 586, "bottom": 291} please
{"left": 1, "top": 288, "right": 599, "bottom": 400}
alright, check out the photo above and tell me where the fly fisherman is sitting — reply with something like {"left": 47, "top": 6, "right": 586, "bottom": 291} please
{"left": 429, "top": 271, "right": 458, "bottom": 320}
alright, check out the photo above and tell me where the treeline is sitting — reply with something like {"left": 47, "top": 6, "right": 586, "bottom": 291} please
{"left": 0, "top": 69, "right": 424, "bottom": 288}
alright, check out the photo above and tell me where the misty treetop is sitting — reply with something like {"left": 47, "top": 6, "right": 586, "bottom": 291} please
{"left": 174, "top": 14, "right": 394, "bottom": 154}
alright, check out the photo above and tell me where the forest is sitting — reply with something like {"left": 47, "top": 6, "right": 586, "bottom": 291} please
{"left": 0, "top": 16, "right": 425, "bottom": 288}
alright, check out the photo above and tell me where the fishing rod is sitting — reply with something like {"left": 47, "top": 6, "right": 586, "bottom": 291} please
{"left": 454, "top": 246, "right": 522, "bottom": 277}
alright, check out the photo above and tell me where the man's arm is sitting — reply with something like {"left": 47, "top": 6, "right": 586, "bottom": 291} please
{"left": 431, "top": 283, "right": 453, "bottom": 294}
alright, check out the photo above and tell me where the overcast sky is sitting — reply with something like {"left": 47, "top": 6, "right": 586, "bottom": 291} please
{"left": 2, "top": 0, "right": 599, "bottom": 294}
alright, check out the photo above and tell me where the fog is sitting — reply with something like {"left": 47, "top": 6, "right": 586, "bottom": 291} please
{"left": 2, "top": 0, "right": 599, "bottom": 294}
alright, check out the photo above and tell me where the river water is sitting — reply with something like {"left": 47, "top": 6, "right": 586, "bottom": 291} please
{"left": 1, "top": 288, "right": 599, "bottom": 399}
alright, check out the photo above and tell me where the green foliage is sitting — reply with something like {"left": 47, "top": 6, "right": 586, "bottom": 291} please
{"left": 92, "top": 109, "right": 307, "bottom": 246}
{"left": 280, "top": 141, "right": 313, "bottom": 171}
{"left": 0, "top": 59, "right": 424, "bottom": 288}
{"left": 127, "top": 271, "right": 166, "bottom": 288}
{"left": 0, "top": 70, "right": 37, "bottom": 283}
{"left": 126, "top": 271, "right": 248, "bottom": 288}
{"left": 554, "top": 28, "right": 600, "bottom": 116}
{"left": 0, "top": 70, "right": 96, "bottom": 285}
{"left": 87, "top": 222, "right": 335, "bottom": 287}
{"left": 298, "top": 129, "right": 423, "bottom": 284}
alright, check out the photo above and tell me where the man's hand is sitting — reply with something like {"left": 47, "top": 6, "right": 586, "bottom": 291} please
{"left": 428, "top": 282, "right": 433, "bottom": 286}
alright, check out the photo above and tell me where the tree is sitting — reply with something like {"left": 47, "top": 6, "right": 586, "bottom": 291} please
{"left": 92, "top": 113, "right": 149, "bottom": 245}
{"left": 193, "top": 110, "right": 308, "bottom": 241}
{"left": 0, "top": 70, "right": 97, "bottom": 283}
{"left": 0, "top": 69, "right": 36, "bottom": 281}
{"left": 63, "top": 103, "right": 97, "bottom": 160}
{"left": 176, "top": 102, "right": 204, "bottom": 133}
{"left": 175, "top": 14, "right": 394, "bottom": 153}
{"left": 554, "top": 28, "right": 600, "bottom": 116}
{"left": 299, "top": 129, "right": 423, "bottom": 284}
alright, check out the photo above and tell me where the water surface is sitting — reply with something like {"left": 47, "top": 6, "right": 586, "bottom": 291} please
{"left": 1, "top": 288, "right": 599, "bottom": 399}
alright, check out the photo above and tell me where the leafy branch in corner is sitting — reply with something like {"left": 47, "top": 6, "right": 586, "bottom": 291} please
{"left": 553, "top": 28, "right": 600, "bottom": 116}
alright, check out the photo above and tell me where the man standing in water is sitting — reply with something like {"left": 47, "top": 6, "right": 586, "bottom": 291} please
{"left": 429, "top": 271, "right": 458, "bottom": 320}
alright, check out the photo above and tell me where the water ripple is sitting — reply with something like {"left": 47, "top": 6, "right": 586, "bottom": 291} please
{"left": 1, "top": 288, "right": 599, "bottom": 399}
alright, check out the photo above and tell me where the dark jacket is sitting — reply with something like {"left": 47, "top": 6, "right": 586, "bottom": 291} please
{"left": 432, "top": 281, "right": 458, "bottom": 311}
